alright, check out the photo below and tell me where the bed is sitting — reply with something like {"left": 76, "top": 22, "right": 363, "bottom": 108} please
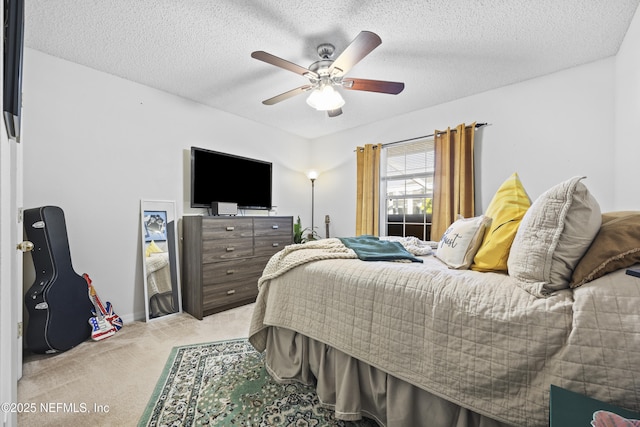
{"left": 248, "top": 176, "right": 640, "bottom": 427}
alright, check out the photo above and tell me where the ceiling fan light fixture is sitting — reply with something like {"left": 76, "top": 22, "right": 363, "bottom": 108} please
{"left": 253, "top": 31, "right": 401, "bottom": 113}
{"left": 306, "top": 85, "right": 345, "bottom": 111}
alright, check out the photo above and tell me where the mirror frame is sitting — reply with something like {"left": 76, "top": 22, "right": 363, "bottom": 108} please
{"left": 140, "top": 199, "right": 182, "bottom": 322}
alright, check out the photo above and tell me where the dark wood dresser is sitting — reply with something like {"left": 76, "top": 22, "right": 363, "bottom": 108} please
{"left": 181, "top": 215, "right": 292, "bottom": 319}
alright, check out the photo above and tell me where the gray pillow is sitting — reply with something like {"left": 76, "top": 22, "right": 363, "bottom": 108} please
{"left": 507, "top": 176, "right": 601, "bottom": 297}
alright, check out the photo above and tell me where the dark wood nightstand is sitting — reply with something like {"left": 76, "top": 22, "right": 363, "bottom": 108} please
{"left": 550, "top": 385, "right": 640, "bottom": 427}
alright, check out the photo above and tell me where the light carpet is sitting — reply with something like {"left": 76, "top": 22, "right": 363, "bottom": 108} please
{"left": 138, "top": 338, "right": 378, "bottom": 426}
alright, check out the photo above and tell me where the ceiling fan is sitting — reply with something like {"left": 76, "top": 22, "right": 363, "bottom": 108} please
{"left": 251, "top": 31, "right": 404, "bottom": 117}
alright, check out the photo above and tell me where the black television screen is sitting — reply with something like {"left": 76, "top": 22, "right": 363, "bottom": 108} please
{"left": 3, "top": 0, "right": 24, "bottom": 141}
{"left": 190, "top": 147, "right": 272, "bottom": 210}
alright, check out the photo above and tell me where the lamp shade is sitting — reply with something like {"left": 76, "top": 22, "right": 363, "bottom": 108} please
{"left": 306, "top": 85, "right": 345, "bottom": 111}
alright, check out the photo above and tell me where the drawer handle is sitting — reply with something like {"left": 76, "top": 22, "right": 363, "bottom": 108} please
{"left": 226, "top": 226, "right": 235, "bottom": 231}
{"left": 227, "top": 289, "right": 236, "bottom": 295}
{"left": 226, "top": 247, "right": 235, "bottom": 252}
{"left": 272, "top": 243, "right": 279, "bottom": 247}
{"left": 272, "top": 225, "right": 279, "bottom": 229}
{"left": 226, "top": 269, "right": 236, "bottom": 275}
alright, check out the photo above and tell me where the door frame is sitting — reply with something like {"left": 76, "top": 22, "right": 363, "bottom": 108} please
{"left": 0, "top": 0, "right": 23, "bottom": 421}
{"left": 0, "top": 125, "right": 23, "bottom": 427}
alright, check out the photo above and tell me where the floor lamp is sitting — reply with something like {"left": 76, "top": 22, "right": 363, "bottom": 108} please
{"left": 307, "top": 170, "right": 318, "bottom": 236}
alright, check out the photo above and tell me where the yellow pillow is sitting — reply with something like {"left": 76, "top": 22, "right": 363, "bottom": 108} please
{"left": 145, "top": 240, "right": 164, "bottom": 257}
{"left": 471, "top": 173, "right": 531, "bottom": 272}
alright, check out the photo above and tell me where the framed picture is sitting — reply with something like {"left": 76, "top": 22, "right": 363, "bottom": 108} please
{"left": 143, "top": 210, "right": 168, "bottom": 242}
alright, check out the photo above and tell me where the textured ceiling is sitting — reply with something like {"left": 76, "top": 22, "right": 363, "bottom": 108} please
{"left": 25, "top": 0, "right": 640, "bottom": 139}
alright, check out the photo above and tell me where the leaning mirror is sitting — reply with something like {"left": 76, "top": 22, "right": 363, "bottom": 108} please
{"left": 140, "top": 199, "right": 182, "bottom": 321}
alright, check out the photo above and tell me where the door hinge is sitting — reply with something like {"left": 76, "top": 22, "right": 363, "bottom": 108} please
{"left": 17, "top": 321, "right": 23, "bottom": 338}
{"left": 18, "top": 207, "right": 24, "bottom": 223}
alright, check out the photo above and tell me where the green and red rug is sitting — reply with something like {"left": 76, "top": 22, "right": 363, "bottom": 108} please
{"left": 138, "top": 338, "right": 378, "bottom": 426}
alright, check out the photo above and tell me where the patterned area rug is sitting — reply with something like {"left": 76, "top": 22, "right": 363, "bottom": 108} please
{"left": 138, "top": 338, "right": 379, "bottom": 426}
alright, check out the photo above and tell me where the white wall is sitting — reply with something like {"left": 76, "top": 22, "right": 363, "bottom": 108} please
{"left": 615, "top": 4, "right": 640, "bottom": 209}
{"left": 22, "top": 50, "right": 311, "bottom": 322}
{"left": 310, "top": 58, "right": 617, "bottom": 238}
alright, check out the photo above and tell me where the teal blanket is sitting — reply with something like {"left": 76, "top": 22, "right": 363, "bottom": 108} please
{"left": 339, "top": 235, "right": 423, "bottom": 263}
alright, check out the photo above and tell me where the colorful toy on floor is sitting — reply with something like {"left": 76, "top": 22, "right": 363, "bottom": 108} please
{"left": 84, "top": 273, "right": 123, "bottom": 341}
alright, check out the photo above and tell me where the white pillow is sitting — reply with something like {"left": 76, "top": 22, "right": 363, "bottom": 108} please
{"left": 436, "top": 215, "right": 491, "bottom": 269}
{"left": 507, "top": 176, "right": 601, "bottom": 296}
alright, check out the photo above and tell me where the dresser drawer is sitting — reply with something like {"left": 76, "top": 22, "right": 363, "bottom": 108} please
{"left": 201, "top": 237, "right": 253, "bottom": 262}
{"left": 202, "top": 218, "right": 253, "bottom": 239}
{"left": 254, "top": 236, "right": 290, "bottom": 257}
{"left": 254, "top": 217, "right": 292, "bottom": 237}
{"left": 202, "top": 281, "right": 258, "bottom": 313}
{"left": 202, "top": 258, "right": 266, "bottom": 285}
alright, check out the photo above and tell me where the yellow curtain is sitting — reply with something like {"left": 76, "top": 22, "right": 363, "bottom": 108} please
{"left": 355, "top": 143, "right": 381, "bottom": 236}
{"left": 431, "top": 122, "right": 476, "bottom": 240}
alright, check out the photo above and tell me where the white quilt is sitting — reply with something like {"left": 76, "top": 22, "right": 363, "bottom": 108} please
{"left": 249, "top": 243, "right": 640, "bottom": 427}
{"left": 145, "top": 252, "right": 172, "bottom": 297}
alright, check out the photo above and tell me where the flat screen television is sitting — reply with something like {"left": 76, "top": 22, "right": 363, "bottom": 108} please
{"left": 190, "top": 147, "right": 272, "bottom": 210}
{"left": 3, "top": 0, "right": 24, "bottom": 141}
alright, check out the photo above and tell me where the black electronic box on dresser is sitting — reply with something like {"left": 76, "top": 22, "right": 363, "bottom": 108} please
{"left": 182, "top": 215, "right": 293, "bottom": 319}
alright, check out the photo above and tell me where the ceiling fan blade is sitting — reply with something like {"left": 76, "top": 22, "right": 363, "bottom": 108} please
{"left": 262, "top": 85, "right": 312, "bottom": 105}
{"left": 343, "top": 78, "right": 405, "bottom": 94}
{"left": 329, "top": 31, "right": 382, "bottom": 76}
{"left": 251, "top": 51, "right": 319, "bottom": 79}
{"left": 327, "top": 108, "right": 342, "bottom": 117}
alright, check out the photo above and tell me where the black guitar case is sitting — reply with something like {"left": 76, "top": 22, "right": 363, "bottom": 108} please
{"left": 23, "top": 206, "right": 94, "bottom": 353}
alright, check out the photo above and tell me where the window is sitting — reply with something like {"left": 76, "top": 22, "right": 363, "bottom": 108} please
{"left": 381, "top": 138, "right": 434, "bottom": 240}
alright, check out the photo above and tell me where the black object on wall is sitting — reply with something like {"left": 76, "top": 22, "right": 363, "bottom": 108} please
{"left": 190, "top": 146, "right": 273, "bottom": 210}
{"left": 3, "top": 0, "right": 25, "bottom": 141}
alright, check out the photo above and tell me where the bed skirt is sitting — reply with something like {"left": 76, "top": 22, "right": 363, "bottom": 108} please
{"left": 264, "top": 326, "right": 512, "bottom": 427}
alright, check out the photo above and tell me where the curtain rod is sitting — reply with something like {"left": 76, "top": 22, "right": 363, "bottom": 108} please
{"left": 379, "top": 122, "right": 490, "bottom": 148}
